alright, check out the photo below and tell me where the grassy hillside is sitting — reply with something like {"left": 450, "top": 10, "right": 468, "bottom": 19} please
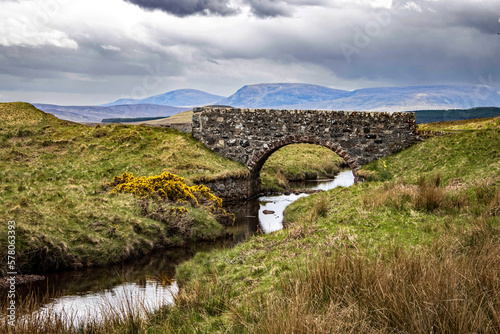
{"left": 130, "top": 117, "right": 499, "bottom": 333}
{"left": 0, "top": 103, "right": 249, "bottom": 273}
{"left": 130, "top": 110, "right": 194, "bottom": 126}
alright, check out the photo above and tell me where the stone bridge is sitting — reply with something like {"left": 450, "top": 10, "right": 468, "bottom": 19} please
{"left": 192, "top": 106, "right": 418, "bottom": 199}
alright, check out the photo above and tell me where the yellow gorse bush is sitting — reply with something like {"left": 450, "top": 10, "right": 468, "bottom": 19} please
{"left": 108, "top": 172, "right": 223, "bottom": 210}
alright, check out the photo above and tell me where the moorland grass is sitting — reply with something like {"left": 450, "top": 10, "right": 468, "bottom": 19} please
{"left": 0, "top": 103, "right": 249, "bottom": 273}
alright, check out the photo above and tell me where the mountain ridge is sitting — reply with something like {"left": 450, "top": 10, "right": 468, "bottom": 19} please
{"left": 33, "top": 103, "right": 189, "bottom": 123}
{"left": 34, "top": 83, "right": 500, "bottom": 124}
{"left": 220, "top": 83, "right": 500, "bottom": 112}
{"left": 102, "top": 88, "right": 224, "bottom": 107}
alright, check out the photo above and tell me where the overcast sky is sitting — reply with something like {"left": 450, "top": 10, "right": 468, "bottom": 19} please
{"left": 0, "top": 0, "right": 499, "bottom": 105}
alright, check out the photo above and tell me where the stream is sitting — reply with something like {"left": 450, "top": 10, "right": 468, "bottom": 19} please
{"left": 7, "top": 170, "right": 355, "bottom": 327}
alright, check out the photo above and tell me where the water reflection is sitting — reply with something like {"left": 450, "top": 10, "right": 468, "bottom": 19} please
{"left": 34, "top": 281, "right": 178, "bottom": 328}
{"left": 258, "top": 193, "right": 308, "bottom": 233}
{"left": 231, "top": 170, "right": 355, "bottom": 235}
{"left": 4, "top": 248, "right": 196, "bottom": 327}
{"left": 291, "top": 170, "right": 356, "bottom": 191}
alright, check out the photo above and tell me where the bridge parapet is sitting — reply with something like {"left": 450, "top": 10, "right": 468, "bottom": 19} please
{"left": 192, "top": 107, "right": 417, "bottom": 176}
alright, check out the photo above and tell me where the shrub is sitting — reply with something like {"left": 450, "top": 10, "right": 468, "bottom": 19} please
{"left": 107, "top": 171, "right": 222, "bottom": 211}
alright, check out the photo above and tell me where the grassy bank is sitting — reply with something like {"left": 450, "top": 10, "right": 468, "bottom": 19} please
{"left": 126, "top": 117, "right": 498, "bottom": 333}
{"left": 0, "top": 103, "right": 342, "bottom": 274}
{"left": 0, "top": 103, "right": 249, "bottom": 274}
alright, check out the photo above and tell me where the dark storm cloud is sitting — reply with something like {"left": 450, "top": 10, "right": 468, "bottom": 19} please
{"left": 393, "top": 0, "right": 500, "bottom": 34}
{"left": 124, "top": 0, "right": 328, "bottom": 18}
{"left": 246, "top": 0, "right": 293, "bottom": 18}
{"left": 447, "top": 6, "right": 500, "bottom": 35}
{"left": 124, "top": 0, "right": 239, "bottom": 17}
{"left": 1, "top": 0, "right": 500, "bottom": 105}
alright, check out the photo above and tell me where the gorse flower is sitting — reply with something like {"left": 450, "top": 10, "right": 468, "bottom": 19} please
{"left": 107, "top": 171, "right": 223, "bottom": 212}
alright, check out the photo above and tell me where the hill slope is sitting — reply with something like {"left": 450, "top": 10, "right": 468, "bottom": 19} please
{"left": 33, "top": 103, "right": 189, "bottom": 123}
{"left": 216, "top": 83, "right": 350, "bottom": 108}
{"left": 221, "top": 83, "right": 500, "bottom": 111}
{"left": 103, "top": 89, "right": 224, "bottom": 107}
{"left": 0, "top": 102, "right": 247, "bottom": 273}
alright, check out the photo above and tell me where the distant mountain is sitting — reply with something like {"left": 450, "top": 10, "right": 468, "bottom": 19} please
{"left": 103, "top": 89, "right": 224, "bottom": 107}
{"left": 215, "top": 83, "right": 500, "bottom": 112}
{"left": 216, "top": 83, "right": 350, "bottom": 108}
{"left": 37, "top": 83, "right": 500, "bottom": 124}
{"left": 33, "top": 104, "right": 190, "bottom": 123}
{"left": 277, "top": 84, "right": 500, "bottom": 112}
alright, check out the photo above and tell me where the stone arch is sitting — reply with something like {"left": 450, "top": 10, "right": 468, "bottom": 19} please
{"left": 191, "top": 107, "right": 418, "bottom": 199}
{"left": 247, "top": 135, "right": 357, "bottom": 179}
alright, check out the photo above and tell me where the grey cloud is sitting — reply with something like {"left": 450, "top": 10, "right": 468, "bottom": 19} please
{"left": 124, "top": 0, "right": 239, "bottom": 17}
{"left": 246, "top": 0, "right": 293, "bottom": 18}
{"left": 2, "top": 0, "right": 500, "bottom": 105}
{"left": 447, "top": 6, "right": 500, "bottom": 35}
{"left": 202, "top": 0, "right": 500, "bottom": 87}
{"left": 393, "top": 0, "right": 500, "bottom": 34}
{"left": 124, "top": 0, "right": 328, "bottom": 18}
{"left": 0, "top": 41, "right": 184, "bottom": 97}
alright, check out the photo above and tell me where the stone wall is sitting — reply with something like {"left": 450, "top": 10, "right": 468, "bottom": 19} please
{"left": 195, "top": 176, "right": 260, "bottom": 202}
{"left": 192, "top": 107, "right": 418, "bottom": 176}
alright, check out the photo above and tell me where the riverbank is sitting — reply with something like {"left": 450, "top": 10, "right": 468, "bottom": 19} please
{"left": 0, "top": 102, "right": 344, "bottom": 275}
{"left": 135, "top": 117, "right": 499, "bottom": 333}
{"left": 0, "top": 102, "right": 249, "bottom": 275}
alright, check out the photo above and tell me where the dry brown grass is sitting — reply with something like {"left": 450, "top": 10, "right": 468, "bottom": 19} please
{"left": 251, "top": 221, "right": 500, "bottom": 333}
{"left": 417, "top": 116, "right": 500, "bottom": 132}
{"left": 363, "top": 174, "right": 499, "bottom": 217}
{"left": 130, "top": 110, "right": 194, "bottom": 126}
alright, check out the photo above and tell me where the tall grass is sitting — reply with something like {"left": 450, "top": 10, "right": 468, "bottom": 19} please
{"left": 363, "top": 174, "right": 499, "bottom": 217}
{"left": 0, "top": 282, "right": 172, "bottom": 334}
{"left": 250, "top": 221, "right": 500, "bottom": 333}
